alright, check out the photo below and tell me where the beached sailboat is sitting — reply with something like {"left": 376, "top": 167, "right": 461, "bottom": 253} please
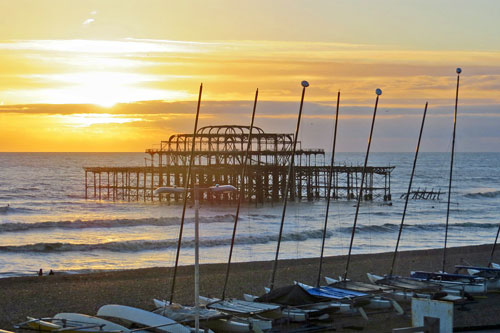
{"left": 97, "top": 304, "right": 192, "bottom": 333}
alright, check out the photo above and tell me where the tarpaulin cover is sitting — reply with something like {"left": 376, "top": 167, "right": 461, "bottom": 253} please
{"left": 305, "top": 286, "right": 367, "bottom": 299}
{"left": 255, "top": 284, "right": 325, "bottom": 306}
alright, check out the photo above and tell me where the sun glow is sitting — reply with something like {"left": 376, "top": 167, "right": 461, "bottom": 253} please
{"left": 54, "top": 113, "right": 142, "bottom": 127}
{"left": 26, "top": 71, "right": 179, "bottom": 107}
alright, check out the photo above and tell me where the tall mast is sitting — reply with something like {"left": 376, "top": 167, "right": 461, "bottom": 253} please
{"left": 317, "top": 91, "right": 340, "bottom": 287}
{"left": 343, "top": 88, "right": 382, "bottom": 281}
{"left": 389, "top": 102, "right": 428, "bottom": 277}
{"left": 169, "top": 83, "right": 203, "bottom": 304}
{"left": 221, "top": 89, "right": 259, "bottom": 299}
{"left": 442, "top": 68, "right": 461, "bottom": 273}
{"left": 269, "top": 81, "right": 309, "bottom": 290}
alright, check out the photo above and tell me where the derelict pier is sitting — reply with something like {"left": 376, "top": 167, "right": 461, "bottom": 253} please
{"left": 84, "top": 125, "right": 394, "bottom": 203}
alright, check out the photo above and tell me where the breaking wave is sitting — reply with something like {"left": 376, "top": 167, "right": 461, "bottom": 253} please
{"left": 0, "top": 229, "right": 333, "bottom": 253}
{"left": 0, "top": 214, "right": 237, "bottom": 233}
{"left": 464, "top": 190, "right": 500, "bottom": 199}
{"left": 338, "top": 222, "right": 499, "bottom": 234}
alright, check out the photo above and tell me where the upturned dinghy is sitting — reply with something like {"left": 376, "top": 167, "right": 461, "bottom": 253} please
{"left": 97, "top": 304, "right": 190, "bottom": 333}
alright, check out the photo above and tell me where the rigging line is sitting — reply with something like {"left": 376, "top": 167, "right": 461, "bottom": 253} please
{"left": 442, "top": 69, "right": 461, "bottom": 273}
{"left": 389, "top": 102, "right": 428, "bottom": 277}
{"left": 169, "top": 83, "right": 203, "bottom": 304}
{"left": 221, "top": 88, "right": 259, "bottom": 300}
{"left": 269, "top": 81, "right": 309, "bottom": 291}
{"left": 317, "top": 90, "right": 340, "bottom": 287}
{"left": 343, "top": 88, "right": 382, "bottom": 281}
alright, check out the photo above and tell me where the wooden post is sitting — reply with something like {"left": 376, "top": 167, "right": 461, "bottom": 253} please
{"left": 85, "top": 171, "right": 88, "bottom": 199}
{"left": 98, "top": 172, "right": 101, "bottom": 200}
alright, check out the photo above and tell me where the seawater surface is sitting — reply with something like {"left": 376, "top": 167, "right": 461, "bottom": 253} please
{"left": 0, "top": 152, "right": 499, "bottom": 278}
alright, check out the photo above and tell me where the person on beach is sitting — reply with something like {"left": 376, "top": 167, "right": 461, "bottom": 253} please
{"left": 49, "top": 269, "right": 54, "bottom": 275}
{"left": 38, "top": 268, "right": 43, "bottom": 276}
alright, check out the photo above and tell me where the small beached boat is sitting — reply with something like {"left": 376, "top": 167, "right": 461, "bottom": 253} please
{"left": 366, "top": 273, "right": 466, "bottom": 302}
{"left": 153, "top": 299, "right": 264, "bottom": 333}
{"left": 97, "top": 304, "right": 191, "bottom": 333}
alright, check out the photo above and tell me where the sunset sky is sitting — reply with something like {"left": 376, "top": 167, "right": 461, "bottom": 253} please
{"left": 0, "top": 0, "right": 499, "bottom": 152}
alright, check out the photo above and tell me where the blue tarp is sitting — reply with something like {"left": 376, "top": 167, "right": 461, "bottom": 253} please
{"left": 304, "top": 286, "right": 367, "bottom": 299}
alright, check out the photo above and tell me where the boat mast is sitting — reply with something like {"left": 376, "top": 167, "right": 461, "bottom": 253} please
{"left": 221, "top": 88, "right": 259, "bottom": 299}
{"left": 442, "top": 68, "right": 461, "bottom": 273}
{"left": 488, "top": 224, "right": 500, "bottom": 267}
{"left": 269, "top": 81, "right": 309, "bottom": 291}
{"left": 389, "top": 102, "right": 428, "bottom": 277}
{"left": 317, "top": 91, "right": 340, "bottom": 287}
{"left": 343, "top": 88, "right": 382, "bottom": 281}
{"left": 169, "top": 83, "right": 203, "bottom": 304}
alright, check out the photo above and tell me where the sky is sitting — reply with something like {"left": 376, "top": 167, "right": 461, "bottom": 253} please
{"left": 0, "top": 0, "right": 499, "bottom": 152}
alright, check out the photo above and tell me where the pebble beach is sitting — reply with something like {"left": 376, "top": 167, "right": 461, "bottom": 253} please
{"left": 2, "top": 244, "right": 500, "bottom": 332}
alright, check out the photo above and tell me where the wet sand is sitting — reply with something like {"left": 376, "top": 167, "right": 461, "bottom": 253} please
{"left": 1, "top": 244, "right": 499, "bottom": 332}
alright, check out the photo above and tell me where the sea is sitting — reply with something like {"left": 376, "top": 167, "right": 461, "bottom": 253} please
{"left": 0, "top": 152, "right": 499, "bottom": 278}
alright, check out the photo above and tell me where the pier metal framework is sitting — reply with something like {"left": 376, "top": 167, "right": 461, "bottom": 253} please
{"left": 84, "top": 125, "right": 394, "bottom": 203}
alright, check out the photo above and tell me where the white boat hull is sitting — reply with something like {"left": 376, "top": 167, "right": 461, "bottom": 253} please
{"left": 53, "top": 313, "right": 133, "bottom": 332}
{"left": 97, "top": 304, "right": 190, "bottom": 333}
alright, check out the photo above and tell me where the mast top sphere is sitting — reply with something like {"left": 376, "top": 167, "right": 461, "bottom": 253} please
{"left": 301, "top": 80, "right": 309, "bottom": 88}
{"left": 456, "top": 68, "right": 462, "bottom": 74}
{"left": 375, "top": 88, "right": 382, "bottom": 96}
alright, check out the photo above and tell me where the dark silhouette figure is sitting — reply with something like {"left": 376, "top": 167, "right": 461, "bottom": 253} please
{"left": 38, "top": 268, "right": 43, "bottom": 276}
{"left": 49, "top": 269, "right": 54, "bottom": 275}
